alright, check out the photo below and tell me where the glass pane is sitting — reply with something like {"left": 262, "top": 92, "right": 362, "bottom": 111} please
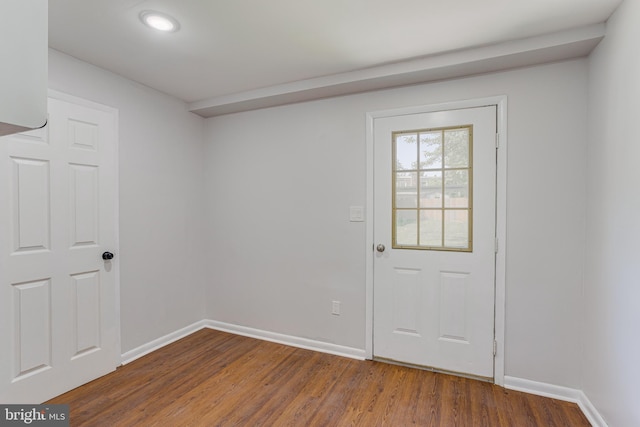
{"left": 420, "top": 171, "right": 442, "bottom": 208}
{"left": 444, "top": 170, "right": 469, "bottom": 208}
{"left": 444, "top": 128, "right": 469, "bottom": 168}
{"left": 395, "top": 134, "right": 417, "bottom": 171}
{"left": 395, "top": 172, "right": 417, "bottom": 208}
{"left": 419, "top": 210, "right": 442, "bottom": 247}
{"left": 419, "top": 131, "right": 442, "bottom": 169}
{"left": 444, "top": 210, "right": 469, "bottom": 248}
{"left": 395, "top": 210, "right": 417, "bottom": 246}
{"left": 393, "top": 125, "right": 472, "bottom": 252}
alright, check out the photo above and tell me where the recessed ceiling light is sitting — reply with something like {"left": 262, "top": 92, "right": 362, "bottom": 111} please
{"left": 139, "top": 10, "right": 180, "bottom": 32}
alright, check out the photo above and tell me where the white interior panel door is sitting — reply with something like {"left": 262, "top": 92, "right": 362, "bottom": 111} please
{"left": 0, "top": 95, "right": 119, "bottom": 403}
{"left": 373, "top": 106, "right": 496, "bottom": 379}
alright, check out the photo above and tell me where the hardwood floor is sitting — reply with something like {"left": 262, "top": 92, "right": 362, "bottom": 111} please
{"left": 47, "top": 329, "right": 590, "bottom": 426}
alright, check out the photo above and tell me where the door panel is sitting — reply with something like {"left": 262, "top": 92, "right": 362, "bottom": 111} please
{"left": 391, "top": 267, "right": 421, "bottom": 334}
{"left": 439, "top": 271, "right": 470, "bottom": 342}
{"left": 12, "top": 278, "right": 52, "bottom": 379}
{"left": 11, "top": 157, "right": 51, "bottom": 252}
{"left": 373, "top": 106, "right": 496, "bottom": 379}
{"left": 69, "top": 164, "right": 99, "bottom": 247}
{"left": 0, "top": 96, "right": 119, "bottom": 403}
{"left": 71, "top": 270, "right": 101, "bottom": 357}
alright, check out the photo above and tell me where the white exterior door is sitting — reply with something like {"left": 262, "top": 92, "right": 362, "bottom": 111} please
{"left": 373, "top": 106, "right": 496, "bottom": 379}
{"left": 0, "top": 95, "right": 119, "bottom": 403}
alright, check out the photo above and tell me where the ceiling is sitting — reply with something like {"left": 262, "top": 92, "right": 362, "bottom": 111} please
{"left": 49, "top": 0, "right": 622, "bottom": 115}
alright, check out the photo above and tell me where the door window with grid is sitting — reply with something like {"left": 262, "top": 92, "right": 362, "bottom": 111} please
{"left": 392, "top": 125, "right": 473, "bottom": 251}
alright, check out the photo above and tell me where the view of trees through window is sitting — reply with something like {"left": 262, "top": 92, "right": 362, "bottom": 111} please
{"left": 393, "top": 125, "right": 472, "bottom": 251}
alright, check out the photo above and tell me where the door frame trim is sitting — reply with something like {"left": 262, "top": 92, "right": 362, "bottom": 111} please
{"left": 365, "top": 96, "right": 507, "bottom": 385}
{"left": 48, "top": 89, "right": 122, "bottom": 367}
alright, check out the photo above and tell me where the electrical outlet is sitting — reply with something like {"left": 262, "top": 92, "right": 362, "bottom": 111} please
{"left": 332, "top": 300, "right": 341, "bottom": 315}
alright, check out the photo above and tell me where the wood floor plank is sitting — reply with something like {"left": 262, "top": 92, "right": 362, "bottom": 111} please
{"left": 46, "top": 329, "right": 591, "bottom": 426}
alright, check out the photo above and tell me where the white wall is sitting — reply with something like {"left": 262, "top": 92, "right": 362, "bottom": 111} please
{"left": 48, "top": 49, "right": 207, "bottom": 354}
{"left": 585, "top": 0, "right": 640, "bottom": 424}
{"left": 204, "top": 59, "right": 588, "bottom": 388}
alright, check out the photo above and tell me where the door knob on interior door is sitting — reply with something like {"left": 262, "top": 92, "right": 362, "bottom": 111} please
{"left": 102, "top": 251, "right": 114, "bottom": 260}
{"left": 376, "top": 244, "right": 385, "bottom": 253}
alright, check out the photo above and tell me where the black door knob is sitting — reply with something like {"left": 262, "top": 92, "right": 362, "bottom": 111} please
{"left": 102, "top": 251, "right": 114, "bottom": 260}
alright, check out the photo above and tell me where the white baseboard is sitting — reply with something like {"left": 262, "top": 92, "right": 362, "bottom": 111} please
{"left": 204, "top": 319, "right": 366, "bottom": 360}
{"left": 121, "top": 319, "right": 365, "bottom": 367}
{"left": 120, "top": 320, "right": 209, "bottom": 365}
{"left": 504, "top": 376, "right": 608, "bottom": 427}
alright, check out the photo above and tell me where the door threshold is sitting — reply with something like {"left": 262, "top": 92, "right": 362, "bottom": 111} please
{"left": 373, "top": 357, "right": 494, "bottom": 384}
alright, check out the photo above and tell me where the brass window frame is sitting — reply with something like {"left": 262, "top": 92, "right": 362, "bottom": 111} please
{"left": 392, "top": 125, "right": 473, "bottom": 252}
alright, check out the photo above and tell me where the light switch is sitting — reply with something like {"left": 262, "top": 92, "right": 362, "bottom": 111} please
{"left": 349, "top": 206, "right": 364, "bottom": 222}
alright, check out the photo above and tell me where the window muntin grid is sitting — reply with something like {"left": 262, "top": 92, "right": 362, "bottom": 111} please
{"left": 392, "top": 125, "right": 473, "bottom": 251}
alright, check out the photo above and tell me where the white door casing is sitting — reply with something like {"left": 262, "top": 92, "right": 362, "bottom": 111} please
{"left": 0, "top": 93, "right": 119, "bottom": 403}
{"left": 369, "top": 103, "right": 502, "bottom": 380}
